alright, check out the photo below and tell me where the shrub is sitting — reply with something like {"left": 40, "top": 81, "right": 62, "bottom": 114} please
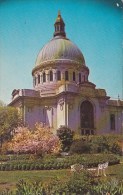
{"left": 110, "top": 141, "right": 122, "bottom": 155}
{"left": 71, "top": 134, "right": 123, "bottom": 155}
{"left": 29, "top": 164, "right": 35, "bottom": 170}
{"left": 34, "top": 164, "right": 40, "bottom": 170}
{"left": 91, "top": 135, "right": 123, "bottom": 155}
{"left": 21, "top": 164, "right": 26, "bottom": 170}
{"left": 57, "top": 126, "right": 74, "bottom": 152}
{"left": 91, "top": 178, "right": 123, "bottom": 195}
{"left": 1, "top": 177, "right": 123, "bottom": 195}
{"left": 25, "top": 164, "right": 30, "bottom": 170}
{"left": 7, "top": 123, "right": 61, "bottom": 156}
{"left": 0, "top": 165, "right": 6, "bottom": 171}
{"left": 70, "top": 139, "right": 91, "bottom": 154}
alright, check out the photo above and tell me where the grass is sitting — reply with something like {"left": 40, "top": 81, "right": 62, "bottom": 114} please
{"left": 0, "top": 169, "right": 68, "bottom": 191}
{"left": 0, "top": 163, "right": 123, "bottom": 192}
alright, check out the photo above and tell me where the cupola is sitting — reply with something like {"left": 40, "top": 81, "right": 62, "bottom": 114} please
{"left": 54, "top": 11, "right": 66, "bottom": 37}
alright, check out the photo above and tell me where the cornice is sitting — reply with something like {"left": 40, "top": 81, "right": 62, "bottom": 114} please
{"left": 32, "top": 59, "right": 88, "bottom": 75}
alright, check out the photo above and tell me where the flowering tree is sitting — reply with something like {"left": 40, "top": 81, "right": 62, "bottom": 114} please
{"left": 7, "top": 123, "right": 61, "bottom": 155}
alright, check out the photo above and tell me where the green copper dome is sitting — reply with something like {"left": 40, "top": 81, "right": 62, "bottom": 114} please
{"left": 35, "top": 11, "right": 85, "bottom": 68}
{"left": 35, "top": 37, "right": 85, "bottom": 67}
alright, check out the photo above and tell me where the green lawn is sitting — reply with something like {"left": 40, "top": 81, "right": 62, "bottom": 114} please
{"left": 0, "top": 169, "right": 68, "bottom": 191}
{"left": 0, "top": 164, "right": 123, "bottom": 191}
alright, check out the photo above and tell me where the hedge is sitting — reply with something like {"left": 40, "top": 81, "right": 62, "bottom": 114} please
{"left": 0, "top": 154, "right": 119, "bottom": 171}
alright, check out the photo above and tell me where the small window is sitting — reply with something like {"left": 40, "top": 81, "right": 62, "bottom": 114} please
{"left": 43, "top": 72, "right": 46, "bottom": 83}
{"left": 49, "top": 71, "right": 53, "bottom": 81}
{"left": 38, "top": 75, "right": 40, "bottom": 84}
{"left": 65, "top": 71, "right": 69, "bottom": 81}
{"left": 73, "top": 72, "right": 76, "bottom": 81}
{"left": 34, "top": 77, "right": 36, "bottom": 86}
{"left": 56, "top": 25, "right": 59, "bottom": 31}
{"left": 110, "top": 114, "right": 115, "bottom": 130}
{"left": 79, "top": 73, "right": 81, "bottom": 83}
{"left": 58, "top": 25, "right": 60, "bottom": 31}
{"left": 57, "top": 70, "right": 61, "bottom": 81}
{"left": 84, "top": 75, "right": 85, "bottom": 82}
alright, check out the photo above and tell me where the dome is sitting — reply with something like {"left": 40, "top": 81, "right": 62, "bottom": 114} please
{"left": 35, "top": 37, "right": 85, "bottom": 67}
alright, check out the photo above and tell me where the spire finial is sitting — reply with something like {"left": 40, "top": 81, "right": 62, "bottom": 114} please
{"left": 58, "top": 10, "right": 61, "bottom": 16}
{"left": 54, "top": 11, "right": 66, "bottom": 38}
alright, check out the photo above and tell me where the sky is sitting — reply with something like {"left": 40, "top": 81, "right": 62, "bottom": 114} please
{"left": 0, "top": 0, "right": 123, "bottom": 104}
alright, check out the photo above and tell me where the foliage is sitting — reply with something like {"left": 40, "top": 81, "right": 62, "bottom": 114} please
{"left": 71, "top": 134, "right": 123, "bottom": 155}
{"left": 7, "top": 123, "right": 61, "bottom": 156}
{"left": 0, "top": 171, "right": 93, "bottom": 195}
{"left": 44, "top": 170, "right": 93, "bottom": 194}
{"left": 57, "top": 126, "right": 74, "bottom": 152}
{"left": 91, "top": 178, "right": 123, "bottom": 195}
{"left": 0, "top": 153, "right": 119, "bottom": 171}
{"left": 91, "top": 135, "right": 123, "bottom": 155}
{"left": 1, "top": 176, "right": 123, "bottom": 195}
{"left": 0, "top": 163, "right": 123, "bottom": 194}
{"left": 0, "top": 100, "right": 6, "bottom": 107}
{"left": 70, "top": 139, "right": 91, "bottom": 154}
{"left": 0, "top": 106, "right": 21, "bottom": 147}
{"left": 15, "top": 180, "right": 45, "bottom": 195}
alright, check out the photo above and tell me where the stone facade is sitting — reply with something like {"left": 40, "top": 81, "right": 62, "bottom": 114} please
{"left": 9, "top": 12, "right": 123, "bottom": 135}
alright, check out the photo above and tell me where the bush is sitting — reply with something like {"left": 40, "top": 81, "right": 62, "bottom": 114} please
{"left": 70, "top": 139, "right": 91, "bottom": 154}
{"left": 91, "top": 135, "right": 123, "bottom": 155}
{"left": 91, "top": 178, "right": 123, "bottom": 195}
{"left": 57, "top": 126, "right": 74, "bottom": 152}
{"left": 71, "top": 134, "right": 123, "bottom": 155}
{"left": 44, "top": 170, "right": 94, "bottom": 194}
{"left": 7, "top": 123, "right": 61, "bottom": 156}
{"left": 25, "top": 164, "right": 30, "bottom": 170}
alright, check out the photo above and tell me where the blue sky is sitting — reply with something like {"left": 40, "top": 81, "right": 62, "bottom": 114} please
{"left": 0, "top": 0, "right": 123, "bottom": 104}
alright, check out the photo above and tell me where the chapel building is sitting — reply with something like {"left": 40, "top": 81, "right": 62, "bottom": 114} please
{"left": 9, "top": 12, "right": 123, "bottom": 135}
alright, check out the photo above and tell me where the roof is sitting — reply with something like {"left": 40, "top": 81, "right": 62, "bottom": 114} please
{"left": 108, "top": 99, "right": 123, "bottom": 107}
{"left": 35, "top": 37, "right": 85, "bottom": 67}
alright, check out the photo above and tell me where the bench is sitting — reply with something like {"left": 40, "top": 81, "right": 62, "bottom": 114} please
{"left": 70, "top": 162, "right": 108, "bottom": 176}
{"left": 97, "top": 162, "right": 108, "bottom": 177}
{"left": 71, "top": 164, "right": 84, "bottom": 173}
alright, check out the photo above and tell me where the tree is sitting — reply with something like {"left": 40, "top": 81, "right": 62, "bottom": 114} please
{"left": 0, "top": 100, "right": 6, "bottom": 107}
{"left": 0, "top": 106, "right": 21, "bottom": 147}
{"left": 57, "top": 126, "right": 74, "bottom": 152}
{"left": 7, "top": 123, "right": 61, "bottom": 155}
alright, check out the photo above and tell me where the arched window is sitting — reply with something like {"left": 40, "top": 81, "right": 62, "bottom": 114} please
{"left": 38, "top": 75, "right": 40, "bottom": 84}
{"left": 65, "top": 71, "right": 69, "bottom": 81}
{"left": 86, "top": 75, "right": 88, "bottom": 82}
{"left": 80, "top": 101, "right": 94, "bottom": 135}
{"left": 57, "top": 70, "right": 61, "bottom": 81}
{"left": 43, "top": 72, "right": 46, "bottom": 83}
{"left": 33, "top": 76, "right": 36, "bottom": 86}
{"left": 110, "top": 114, "right": 115, "bottom": 130}
{"left": 84, "top": 75, "right": 85, "bottom": 82}
{"left": 79, "top": 73, "right": 81, "bottom": 83}
{"left": 58, "top": 25, "right": 60, "bottom": 31}
{"left": 73, "top": 72, "right": 76, "bottom": 81}
{"left": 34, "top": 77, "right": 36, "bottom": 86}
{"left": 49, "top": 71, "right": 53, "bottom": 81}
